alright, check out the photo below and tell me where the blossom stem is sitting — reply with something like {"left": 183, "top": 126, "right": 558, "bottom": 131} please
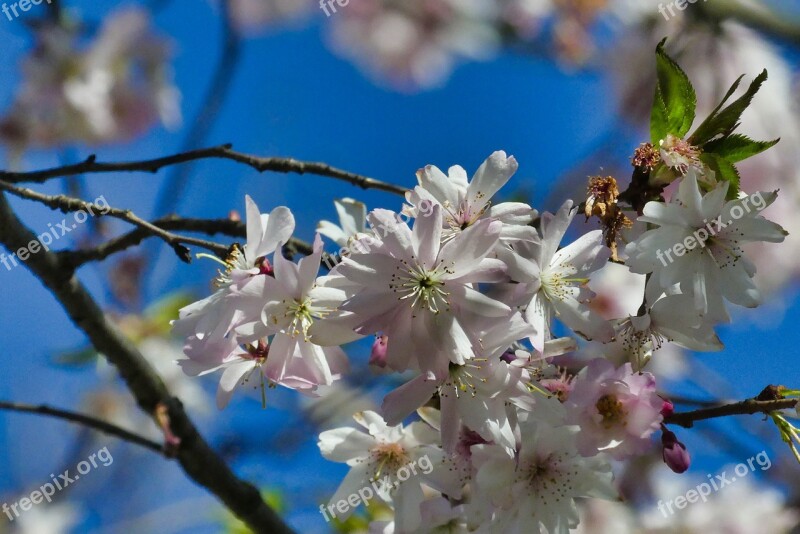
{"left": 664, "top": 397, "right": 799, "bottom": 428}
{"left": 0, "top": 400, "right": 164, "bottom": 454}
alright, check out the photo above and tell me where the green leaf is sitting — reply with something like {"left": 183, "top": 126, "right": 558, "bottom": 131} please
{"left": 704, "top": 134, "right": 780, "bottom": 163}
{"left": 690, "top": 70, "right": 768, "bottom": 145}
{"left": 144, "top": 291, "right": 197, "bottom": 333}
{"left": 52, "top": 346, "right": 98, "bottom": 367}
{"left": 650, "top": 38, "right": 697, "bottom": 144}
{"left": 699, "top": 153, "right": 741, "bottom": 200}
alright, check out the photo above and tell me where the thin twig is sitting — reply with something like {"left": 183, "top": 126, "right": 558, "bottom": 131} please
{"left": 0, "top": 144, "right": 408, "bottom": 196}
{"left": 0, "top": 400, "right": 164, "bottom": 454}
{"left": 58, "top": 216, "right": 315, "bottom": 269}
{"left": 665, "top": 398, "right": 798, "bottom": 428}
{"left": 0, "top": 181, "right": 229, "bottom": 262}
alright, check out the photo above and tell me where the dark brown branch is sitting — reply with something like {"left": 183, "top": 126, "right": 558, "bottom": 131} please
{"left": 0, "top": 181, "right": 230, "bottom": 262}
{"left": 664, "top": 398, "right": 798, "bottom": 428}
{"left": 0, "top": 144, "right": 409, "bottom": 196}
{"left": 0, "top": 400, "right": 164, "bottom": 454}
{"left": 0, "top": 192, "right": 293, "bottom": 534}
{"left": 57, "top": 216, "right": 316, "bottom": 270}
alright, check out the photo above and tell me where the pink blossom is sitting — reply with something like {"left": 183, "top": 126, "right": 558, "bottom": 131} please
{"left": 565, "top": 358, "right": 663, "bottom": 460}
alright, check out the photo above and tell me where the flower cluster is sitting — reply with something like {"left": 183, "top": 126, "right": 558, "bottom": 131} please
{"left": 172, "top": 132, "right": 786, "bottom": 529}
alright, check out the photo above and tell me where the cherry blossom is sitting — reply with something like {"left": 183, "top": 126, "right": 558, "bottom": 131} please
{"left": 565, "top": 359, "right": 663, "bottom": 460}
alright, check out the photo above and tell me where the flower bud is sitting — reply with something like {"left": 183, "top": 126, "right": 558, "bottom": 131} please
{"left": 661, "top": 428, "right": 690, "bottom": 473}
{"left": 369, "top": 335, "right": 389, "bottom": 368}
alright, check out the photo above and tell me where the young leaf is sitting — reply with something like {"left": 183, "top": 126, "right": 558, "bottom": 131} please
{"left": 704, "top": 134, "right": 779, "bottom": 163}
{"left": 650, "top": 38, "right": 697, "bottom": 144}
{"left": 699, "top": 153, "right": 741, "bottom": 200}
{"left": 690, "top": 70, "right": 768, "bottom": 145}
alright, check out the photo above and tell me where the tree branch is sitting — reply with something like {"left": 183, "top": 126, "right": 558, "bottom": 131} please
{"left": 58, "top": 216, "right": 315, "bottom": 269}
{"left": 0, "top": 144, "right": 409, "bottom": 196}
{"left": 664, "top": 398, "right": 798, "bottom": 428}
{"left": 0, "top": 400, "right": 164, "bottom": 454}
{"left": 0, "top": 181, "right": 230, "bottom": 262}
{"left": 0, "top": 192, "right": 293, "bottom": 534}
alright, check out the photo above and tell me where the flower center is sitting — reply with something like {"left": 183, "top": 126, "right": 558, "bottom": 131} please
{"left": 596, "top": 394, "right": 626, "bottom": 429}
{"left": 284, "top": 298, "right": 321, "bottom": 341}
{"left": 440, "top": 361, "right": 484, "bottom": 398}
{"left": 391, "top": 263, "right": 450, "bottom": 314}
{"left": 370, "top": 443, "right": 409, "bottom": 481}
{"left": 540, "top": 270, "right": 588, "bottom": 302}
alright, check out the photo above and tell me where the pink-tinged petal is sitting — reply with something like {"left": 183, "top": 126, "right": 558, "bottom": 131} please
{"left": 260, "top": 206, "right": 295, "bottom": 254}
{"left": 452, "top": 285, "right": 511, "bottom": 317}
{"left": 499, "top": 223, "right": 539, "bottom": 242}
{"left": 353, "top": 410, "right": 393, "bottom": 436}
{"left": 432, "top": 313, "right": 473, "bottom": 367}
{"left": 334, "top": 198, "right": 367, "bottom": 236}
{"left": 539, "top": 200, "right": 575, "bottom": 264}
{"left": 486, "top": 202, "right": 536, "bottom": 225}
{"left": 384, "top": 307, "right": 414, "bottom": 371}
{"left": 722, "top": 216, "right": 787, "bottom": 243}
{"left": 552, "top": 296, "right": 614, "bottom": 343}
{"left": 297, "top": 233, "right": 323, "bottom": 297}
{"left": 177, "top": 358, "right": 223, "bottom": 377}
{"left": 393, "top": 479, "right": 426, "bottom": 533}
{"left": 273, "top": 246, "right": 300, "bottom": 296}
{"left": 412, "top": 204, "right": 443, "bottom": 269}
{"left": 327, "top": 462, "right": 370, "bottom": 520}
{"left": 318, "top": 427, "right": 375, "bottom": 463}
{"left": 525, "top": 291, "right": 552, "bottom": 352}
{"left": 446, "top": 258, "right": 507, "bottom": 284}
{"left": 674, "top": 172, "right": 707, "bottom": 224}
{"left": 336, "top": 253, "right": 399, "bottom": 286}
{"left": 316, "top": 220, "right": 347, "bottom": 246}
{"left": 216, "top": 359, "right": 255, "bottom": 409}
{"left": 296, "top": 338, "right": 334, "bottom": 385}
{"left": 438, "top": 218, "right": 502, "bottom": 276}
{"left": 263, "top": 332, "right": 294, "bottom": 380}
{"left": 244, "top": 195, "right": 264, "bottom": 262}
{"left": 472, "top": 445, "right": 516, "bottom": 502}
{"left": 415, "top": 164, "right": 460, "bottom": 208}
{"left": 639, "top": 201, "right": 690, "bottom": 227}
{"left": 367, "top": 209, "right": 413, "bottom": 258}
{"left": 439, "top": 391, "right": 461, "bottom": 453}
{"left": 466, "top": 151, "right": 518, "bottom": 210}
{"left": 551, "top": 230, "right": 610, "bottom": 277}
{"left": 499, "top": 243, "right": 541, "bottom": 283}
{"left": 307, "top": 315, "right": 362, "bottom": 346}
{"left": 381, "top": 374, "right": 439, "bottom": 426}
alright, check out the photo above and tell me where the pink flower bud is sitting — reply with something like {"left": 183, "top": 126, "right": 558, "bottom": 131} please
{"left": 661, "top": 428, "right": 690, "bottom": 473}
{"left": 660, "top": 399, "right": 675, "bottom": 417}
{"left": 369, "top": 335, "right": 389, "bottom": 368}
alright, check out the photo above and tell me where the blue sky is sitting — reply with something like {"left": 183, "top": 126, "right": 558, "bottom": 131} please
{"left": 0, "top": 2, "right": 798, "bottom": 532}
